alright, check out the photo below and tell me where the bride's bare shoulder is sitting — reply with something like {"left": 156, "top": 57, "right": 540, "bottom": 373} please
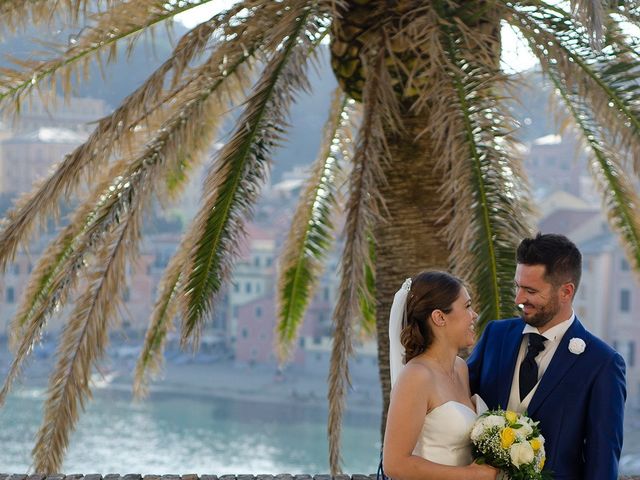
{"left": 399, "top": 358, "right": 437, "bottom": 383}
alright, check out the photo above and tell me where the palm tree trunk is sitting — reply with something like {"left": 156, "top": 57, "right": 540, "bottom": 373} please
{"left": 374, "top": 114, "right": 451, "bottom": 440}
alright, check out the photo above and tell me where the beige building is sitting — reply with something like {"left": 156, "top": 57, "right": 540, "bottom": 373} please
{"left": 0, "top": 127, "right": 86, "bottom": 196}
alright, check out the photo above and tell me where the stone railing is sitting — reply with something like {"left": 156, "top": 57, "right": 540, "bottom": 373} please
{"left": 1, "top": 474, "right": 639, "bottom": 480}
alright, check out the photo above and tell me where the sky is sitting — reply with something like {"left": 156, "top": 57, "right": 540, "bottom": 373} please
{"left": 175, "top": 2, "right": 540, "bottom": 74}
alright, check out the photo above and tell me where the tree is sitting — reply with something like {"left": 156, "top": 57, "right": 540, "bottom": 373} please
{"left": 1, "top": 0, "right": 640, "bottom": 474}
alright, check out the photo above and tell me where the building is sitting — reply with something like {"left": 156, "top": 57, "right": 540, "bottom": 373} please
{"left": 524, "top": 130, "right": 587, "bottom": 200}
{"left": 12, "top": 95, "right": 108, "bottom": 134}
{"left": 0, "top": 127, "right": 86, "bottom": 196}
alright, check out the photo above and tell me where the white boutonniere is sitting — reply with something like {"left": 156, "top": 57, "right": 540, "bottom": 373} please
{"left": 568, "top": 338, "right": 586, "bottom": 355}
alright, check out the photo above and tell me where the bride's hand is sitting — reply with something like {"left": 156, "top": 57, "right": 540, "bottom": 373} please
{"left": 465, "top": 462, "right": 499, "bottom": 480}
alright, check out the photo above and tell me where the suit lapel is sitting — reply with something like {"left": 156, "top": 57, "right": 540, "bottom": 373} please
{"left": 528, "top": 319, "right": 587, "bottom": 417}
{"left": 498, "top": 319, "right": 525, "bottom": 409}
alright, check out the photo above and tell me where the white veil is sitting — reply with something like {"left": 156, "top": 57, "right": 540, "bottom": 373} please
{"left": 389, "top": 278, "right": 412, "bottom": 388}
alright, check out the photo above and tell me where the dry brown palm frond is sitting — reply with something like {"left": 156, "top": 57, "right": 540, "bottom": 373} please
{"left": 432, "top": 18, "right": 533, "bottom": 329}
{"left": 32, "top": 203, "right": 142, "bottom": 474}
{"left": 570, "top": 0, "right": 606, "bottom": 48}
{"left": 179, "top": 0, "right": 330, "bottom": 347}
{"left": 0, "top": 30, "right": 254, "bottom": 406}
{"left": 0, "top": 0, "right": 100, "bottom": 31}
{"left": 0, "top": 0, "right": 288, "bottom": 273}
{"left": 0, "top": 0, "right": 274, "bottom": 111}
{"left": 328, "top": 40, "right": 400, "bottom": 475}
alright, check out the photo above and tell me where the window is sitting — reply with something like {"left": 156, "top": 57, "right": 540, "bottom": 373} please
{"left": 256, "top": 306, "right": 262, "bottom": 317}
{"left": 242, "top": 328, "right": 248, "bottom": 338}
{"left": 123, "top": 287, "right": 131, "bottom": 302}
{"left": 299, "top": 337, "right": 305, "bottom": 348}
{"left": 629, "top": 341, "right": 636, "bottom": 367}
{"left": 234, "top": 282, "right": 240, "bottom": 293}
{"left": 620, "top": 289, "right": 631, "bottom": 312}
{"left": 12, "top": 264, "right": 19, "bottom": 275}
{"left": 266, "top": 257, "right": 273, "bottom": 267}
{"left": 6, "top": 287, "right": 14, "bottom": 303}
{"left": 621, "top": 258, "right": 631, "bottom": 271}
{"left": 324, "top": 287, "right": 330, "bottom": 301}
{"left": 245, "top": 282, "right": 252, "bottom": 294}
{"left": 254, "top": 257, "right": 260, "bottom": 267}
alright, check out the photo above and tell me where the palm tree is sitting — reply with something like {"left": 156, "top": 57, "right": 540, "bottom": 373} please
{"left": 1, "top": 0, "right": 640, "bottom": 474}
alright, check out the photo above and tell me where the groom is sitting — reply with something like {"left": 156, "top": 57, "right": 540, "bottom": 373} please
{"left": 468, "top": 233, "right": 626, "bottom": 480}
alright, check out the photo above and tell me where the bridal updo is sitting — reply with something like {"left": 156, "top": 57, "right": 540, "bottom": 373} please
{"left": 400, "top": 271, "right": 463, "bottom": 363}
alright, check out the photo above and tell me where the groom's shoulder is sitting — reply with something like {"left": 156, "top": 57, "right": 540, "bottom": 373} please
{"left": 482, "top": 317, "right": 523, "bottom": 336}
{"left": 580, "top": 325, "right": 619, "bottom": 359}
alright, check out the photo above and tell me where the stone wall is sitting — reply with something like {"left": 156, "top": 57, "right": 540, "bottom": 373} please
{"left": 0, "top": 474, "right": 638, "bottom": 480}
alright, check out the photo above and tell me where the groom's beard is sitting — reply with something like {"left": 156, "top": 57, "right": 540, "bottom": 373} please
{"left": 521, "top": 296, "right": 561, "bottom": 329}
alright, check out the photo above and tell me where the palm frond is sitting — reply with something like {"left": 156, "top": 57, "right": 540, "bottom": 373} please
{"left": 0, "top": 0, "right": 282, "bottom": 272}
{"left": 32, "top": 205, "right": 141, "bottom": 474}
{"left": 180, "top": 0, "right": 329, "bottom": 347}
{"left": 328, "top": 42, "right": 399, "bottom": 475}
{"left": 275, "top": 89, "right": 355, "bottom": 362}
{"left": 0, "top": 30, "right": 251, "bottom": 405}
{"left": 434, "top": 19, "right": 533, "bottom": 332}
{"left": 544, "top": 60, "right": 640, "bottom": 271}
{"left": 0, "top": 0, "right": 98, "bottom": 30}
{"left": 0, "top": 0, "right": 216, "bottom": 110}
{"left": 570, "top": 0, "right": 606, "bottom": 48}
{"left": 509, "top": 4, "right": 640, "bottom": 172}
{"left": 133, "top": 228, "right": 197, "bottom": 398}
{"left": 358, "top": 234, "right": 377, "bottom": 336}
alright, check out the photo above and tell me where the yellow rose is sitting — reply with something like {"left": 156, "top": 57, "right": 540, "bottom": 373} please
{"left": 540, "top": 456, "right": 546, "bottom": 470}
{"left": 505, "top": 410, "right": 518, "bottom": 424}
{"left": 500, "top": 427, "right": 516, "bottom": 448}
{"left": 530, "top": 438, "right": 542, "bottom": 451}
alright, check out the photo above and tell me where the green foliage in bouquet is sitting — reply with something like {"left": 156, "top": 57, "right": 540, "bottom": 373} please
{"left": 471, "top": 409, "right": 553, "bottom": 480}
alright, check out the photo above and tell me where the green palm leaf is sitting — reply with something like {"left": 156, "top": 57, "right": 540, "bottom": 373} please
{"left": 133, "top": 228, "right": 197, "bottom": 398}
{"left": 545, "top": 62, "right": 640, "bottom": 270}
{"left": 180, "top": 2, "right": 328, "bottom": 345}
{"left": 510, "top": 3, "right": 640, "bottom": 171}
{"left": 275, "top": 89, "right": 355, "bottom": 362}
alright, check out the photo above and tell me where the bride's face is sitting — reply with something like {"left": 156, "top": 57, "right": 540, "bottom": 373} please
{"left": 442, "top": 287, "right": 478, "bottom": 348}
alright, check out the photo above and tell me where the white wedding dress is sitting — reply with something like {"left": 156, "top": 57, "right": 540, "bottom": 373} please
{"left": 412, "top": 394, "right": 488, "bottom": 466}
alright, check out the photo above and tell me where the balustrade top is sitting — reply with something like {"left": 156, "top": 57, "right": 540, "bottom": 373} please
{"left": 1, "top": 474, "right": 639, "bottom": 480}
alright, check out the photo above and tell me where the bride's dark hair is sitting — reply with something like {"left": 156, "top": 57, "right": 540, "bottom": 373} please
{"left": 400, "top": 271, "right": 463, "bottom": 363}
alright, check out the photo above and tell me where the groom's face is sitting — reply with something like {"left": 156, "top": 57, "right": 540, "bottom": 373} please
{"left": 514, "top": 263, "right": 561, "bottom": 329}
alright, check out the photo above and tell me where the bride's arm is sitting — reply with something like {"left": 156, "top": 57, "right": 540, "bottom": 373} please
{"left": 382, "top": 364, "right": 496, "bottom": 480}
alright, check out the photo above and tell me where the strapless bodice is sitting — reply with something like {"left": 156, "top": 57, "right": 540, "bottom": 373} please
{"left": 412, "top": 394, "right": 487, "bottom": 466}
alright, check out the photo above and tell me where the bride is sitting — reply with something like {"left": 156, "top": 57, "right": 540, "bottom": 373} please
{"left": 382, "top": 271, "right": 498, "bottom": 480}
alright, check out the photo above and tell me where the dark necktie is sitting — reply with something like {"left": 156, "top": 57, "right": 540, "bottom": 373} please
{"left": 519, "top": 333, "right": 547, "bottom": 401}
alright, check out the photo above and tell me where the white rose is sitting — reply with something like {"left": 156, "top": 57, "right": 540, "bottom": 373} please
{"left": 483, "top": 414, "right": 507, "bottom": 428}
{"left": 470, "top": 421, "right": 485, "bottom": 441}
{"left": 517, "top": 421, "right": 533, "bottom": 438}
{"left": 510, "top": 442, "right": 535, "bottom": 468}
{"left": 568, "top": 337, "right": 586, "bottom": 354}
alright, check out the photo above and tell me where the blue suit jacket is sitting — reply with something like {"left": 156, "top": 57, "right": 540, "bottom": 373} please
{"left": 468, "top": 317, "right": 626, "bottom": 480}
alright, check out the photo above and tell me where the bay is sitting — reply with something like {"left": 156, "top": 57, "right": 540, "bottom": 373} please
{"left": 0, "top": 387, "right": 381, "bottom": 474}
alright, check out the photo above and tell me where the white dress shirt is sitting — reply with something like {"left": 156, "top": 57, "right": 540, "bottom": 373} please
{"left": 507, "top": 311, "right": 576, "bottom": 413}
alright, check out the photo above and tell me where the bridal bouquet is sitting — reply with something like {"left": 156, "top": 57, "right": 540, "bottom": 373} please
{"left": 470, "top": 409, "right": 552, "bottom": 480}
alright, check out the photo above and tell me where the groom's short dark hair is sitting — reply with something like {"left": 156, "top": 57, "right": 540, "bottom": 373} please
{"left": 517, "top": 233, "right": 582, "bottom": 291}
